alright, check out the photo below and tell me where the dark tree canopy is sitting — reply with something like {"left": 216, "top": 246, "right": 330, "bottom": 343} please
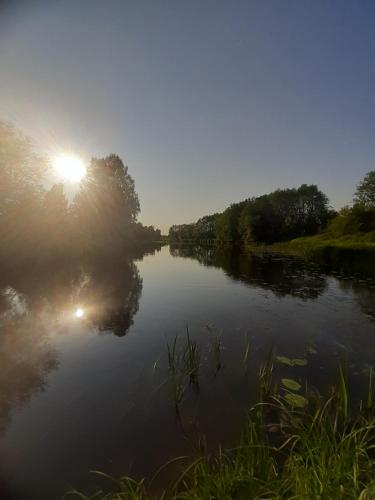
{"left": 354, "top": 171, "right": 375, "bottom": 208}
{"left": 169, "top": 184, "right": 331, "bottom": 244}
{"left": 71, "top": 154, "right": 163, "bottom": 253}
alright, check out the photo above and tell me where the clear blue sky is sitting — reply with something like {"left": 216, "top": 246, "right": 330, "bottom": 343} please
{"left": 0, "top": 0, "right": 374, "bottom": 233}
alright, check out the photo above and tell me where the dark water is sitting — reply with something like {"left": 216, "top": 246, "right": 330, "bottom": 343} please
{"left": 0, "top": 245, "right": 375, "bottom": 499}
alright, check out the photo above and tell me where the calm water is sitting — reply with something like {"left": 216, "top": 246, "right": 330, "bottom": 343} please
{"left": 0, "top": 245, "right": 375, "bottom": 499}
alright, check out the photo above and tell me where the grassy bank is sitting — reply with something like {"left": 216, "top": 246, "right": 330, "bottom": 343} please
{"left": 269, "top": 232, "right": 375, "bottom": 277}
{"left": 68, "top": 364, "right": 375, "bottom": 500}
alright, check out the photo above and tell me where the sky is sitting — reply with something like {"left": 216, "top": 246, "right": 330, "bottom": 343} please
{"left": 0, "top": 0, "right": 374, "bottom": 233}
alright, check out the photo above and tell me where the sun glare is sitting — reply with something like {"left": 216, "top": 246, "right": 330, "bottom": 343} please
{"left": 75, "top": 307, "right": 85, "bottom": 318}
{"left": 55, "top": 154, "right": 86, "bottom": 182}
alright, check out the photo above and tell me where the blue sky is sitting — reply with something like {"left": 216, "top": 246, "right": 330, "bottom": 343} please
{"left": 0, "top": 0, "right": 374, "bottom": 232}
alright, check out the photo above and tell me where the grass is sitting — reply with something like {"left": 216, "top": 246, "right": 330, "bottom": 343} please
{"left": 67, "top": 359, "right": 375, "bottom": 500}
{"left": 184, "top": 327, "right": 200, "bottom": 386}
{"left": 165, "top": 328, "right": 201, "bottom": 411}
{"left": 269, "top": 232, "right": 375, "bottom": 277}
{"left": 206, "top": 325, "right": 223, "bottom": 373}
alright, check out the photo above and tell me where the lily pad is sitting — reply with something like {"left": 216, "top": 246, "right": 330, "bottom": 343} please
{"left": 282, "top": 378, "right": 301, "bottom": 391}
{"left": 285, "top": 393, "right": 308, "bottom": 408}
{"left": 276, "top": 355, "right": 294, "bottom": 366}
{"left": 276, "top": 356, "right": 308, "bottom": 367}
{"left": 292, "top": 358, "right": 308, "bottom": 367}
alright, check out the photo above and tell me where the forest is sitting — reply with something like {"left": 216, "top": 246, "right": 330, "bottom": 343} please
{"left": 169, "top": 174, "right": 375, "bottom": 246}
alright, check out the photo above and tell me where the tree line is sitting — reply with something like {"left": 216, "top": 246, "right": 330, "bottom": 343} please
{"left": 169, "top": 174, "right": 375, "bottom": 244}
{"left": 0, "top": 122, "right": 161, "bottom": 265}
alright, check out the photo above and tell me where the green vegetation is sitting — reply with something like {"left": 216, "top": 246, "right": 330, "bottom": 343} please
{"left": 169, "top": 184, "right": 332, "bottom": 245}
{"left": 68, "top": 362, "right": 375, "bottom": 499}
{"left": 169, "top": 172, "right": 375, "bottom": 275}
{"left": 165, "top": 329, "right": 202, "bottom": 411}
{"left": 271, "top": 205, "right": 375, "bottom": 275}
{"left": 354, "top": 171, "right": 375, "bottom": 208}
{"left": 0, "top": 122, "right": 161, "bottom": 266}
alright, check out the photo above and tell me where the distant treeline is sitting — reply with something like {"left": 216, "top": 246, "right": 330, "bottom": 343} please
{"left": 169, "top": 173, "right": 375, "bottom": 245}
{"left": 0, "top": 122, "right": 161, "bottom": 264}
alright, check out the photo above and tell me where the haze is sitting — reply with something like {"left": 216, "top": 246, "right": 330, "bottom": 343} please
{"left": 0, "top": 0, "right": 374, "bottom": 233}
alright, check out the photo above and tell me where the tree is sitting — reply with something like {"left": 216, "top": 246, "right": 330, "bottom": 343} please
{"left": 215, "top": 203, "right": 245, "bottom": 242}
{"left": 72, "top": 154, "right": 140, "bottom": 253}
{"left": 41, "top": 183, "right": 71, "bottom": 257}
{"left": 0, "top": 122, "right": 47, "bottom": 218}
{"left": 216, "top": 185, "right": 330, "bottom": 244}
{"left": 0, "top": 122, "right": 48, "bottom": 261}
{"left": 354, "top": 171, "right": 375, "bottom": 208}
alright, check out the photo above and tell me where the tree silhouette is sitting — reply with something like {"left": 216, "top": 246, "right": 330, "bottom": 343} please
{"left": 72, "top": 154, "right": 141, "bottom": 253}
{"left": 354, "top": 171, "right": 375, "bottom": 208}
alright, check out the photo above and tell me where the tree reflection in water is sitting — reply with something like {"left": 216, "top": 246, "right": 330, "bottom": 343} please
{"left": 0, "top": 245, "right": 161, "bottom": 432}
{"left": 170, "top": 244, "right": 327, "bottom": 300}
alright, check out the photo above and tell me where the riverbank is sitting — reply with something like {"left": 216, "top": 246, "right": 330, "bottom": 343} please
{"left": 267, "top": 232, "right": 375, "bottom": 276}
{"left": 69, "top": 366, "right": 375, "bottom": 499}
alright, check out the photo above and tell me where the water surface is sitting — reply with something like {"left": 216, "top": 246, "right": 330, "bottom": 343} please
{"left": 0, "top": 245, "right": 374, "bottom": 498}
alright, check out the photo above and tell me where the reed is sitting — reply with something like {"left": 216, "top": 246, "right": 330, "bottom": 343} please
{"left": 68, "top": 362, "right": 375, "bottom": 499}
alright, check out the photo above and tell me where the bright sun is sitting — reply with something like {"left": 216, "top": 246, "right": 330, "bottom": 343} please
{"left": 54, "top": 154, "right": 86, "bottom": 182}
{"left": 75, "top": 307, "right": 85, "bottom": 318}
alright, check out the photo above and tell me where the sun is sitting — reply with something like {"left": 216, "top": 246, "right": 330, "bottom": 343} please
{"left": 75, "top": 307, "right": 85, "bottom": 318}
{"left": 54, "top": 154, "right": 86, "bottom": 182}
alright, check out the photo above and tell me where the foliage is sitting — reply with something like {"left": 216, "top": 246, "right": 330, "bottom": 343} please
{"left": 169, "top": 214, "right": 219, "bottom": 242}
{"left": 169, "top": 184, "right": 332, "bottom": 245}
{"left": 0, "top": 122, "right": 161, "bottom": 263}
{"left": 328, "top": 205, "right": 375, "bottom": 237}
{"left": 0, "top": 122, "right": 48, "bottom": 262}
{"left": 72, "top": 154, "right": 141, "bottom": 252}
{"left": 354, "top": 171, "right": 375, "bottom": 208}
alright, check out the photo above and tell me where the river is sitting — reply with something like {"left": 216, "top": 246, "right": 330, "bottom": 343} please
{"left": 0, "top": 245, "right": 374, "bottom": 498}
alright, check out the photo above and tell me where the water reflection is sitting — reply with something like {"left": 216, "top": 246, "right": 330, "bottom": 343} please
{"left": 0, "top": 245, "right": 161, "bottom": 432}
{"left": 1, "top": 245, "right": 375, "bottom": 500}
{"left": 0, "top": 296, "right": 59, "bottom": 432}
{"left": 170, "top": 244, "right": 327, "bottom": 300}
{"left": 77, "top": 257, "right": 143, "bottom": 336}
{"left": 338, "top": 278, "right": 375, "bottom": 322}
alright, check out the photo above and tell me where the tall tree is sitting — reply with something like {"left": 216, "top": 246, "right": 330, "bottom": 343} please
{"left": 72, "top": 154, "right": 140, "bottom": 253}
{"left": 354, "top": 171, "right": 375, "bottom": 208}
{"left": 0, "top": 122, "right": 48, "bottom": 261}
{"left": 0, "top": 122, "right": 46, "bottom": 217}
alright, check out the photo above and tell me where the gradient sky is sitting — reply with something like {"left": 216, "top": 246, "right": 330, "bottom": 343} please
{"left": 0, "top": 0, "right": 374, "bottom": 232}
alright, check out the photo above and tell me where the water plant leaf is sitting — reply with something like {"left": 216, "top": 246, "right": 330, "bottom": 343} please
{"left": 276, "top": 355, "right": 294, "bottom": 366}
{"left": 285, "top": 393, "right": 308, "bottom": 408}
{"left": 292, "top": 358, "right": 308, "bottom": 366}
{"left": 282, "top": 378, "right": 301, "bottom": 391}
{"left": 276, "top": 356, "right": 308, "bottom": 367}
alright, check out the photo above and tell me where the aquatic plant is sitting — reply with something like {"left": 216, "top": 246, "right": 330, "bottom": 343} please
{"left": 68, "top": 365, "right": 375, "bottom": 499}
{"left": 206, "top": 325, "right": 223, "bottom": 373}
{"left": 183, "top": 327, "right": 200, "bottom": 386}
{"left": 242, "top": 333, "right": 251, "bottom": 372}
{"left": 165, "top": 335, "right": 186, "bottom": 409}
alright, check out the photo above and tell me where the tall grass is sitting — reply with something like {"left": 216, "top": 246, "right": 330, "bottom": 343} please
{"left": 183, "top": 326, "right": 200, "bottom": 386}
{"left": 206, "top": 325, "right": 223, "bottom": 373}
{"left": 165, "top": 329, "right": 201, "bottom": 411}
{"left": 68, "top": 364, "right": 375, "bottom": 499}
